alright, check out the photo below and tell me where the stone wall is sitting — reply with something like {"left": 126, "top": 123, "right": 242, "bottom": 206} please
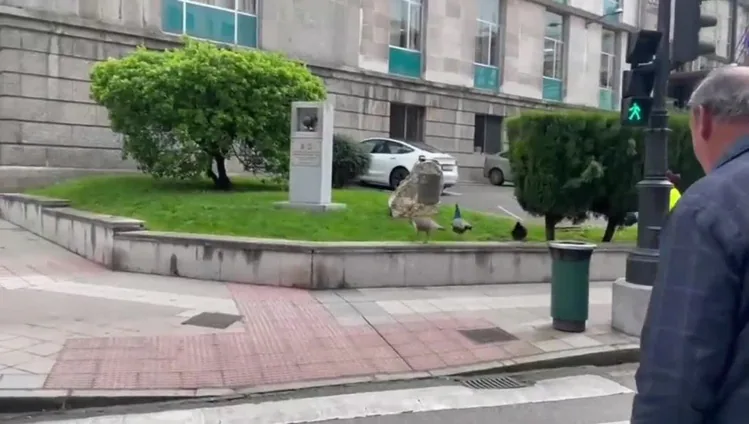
{"left": 0, "top": 4, "right": 172, "bottom": 191}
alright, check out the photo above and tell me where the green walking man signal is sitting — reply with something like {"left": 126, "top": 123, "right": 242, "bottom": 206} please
{"left": 628, "top": 102, "right": 642, "bottom": 121}
{"left": 621, "top": 97, "right": 653, "bottom": 127}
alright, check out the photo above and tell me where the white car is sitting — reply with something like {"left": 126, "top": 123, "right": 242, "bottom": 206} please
{"left": 358, "top": 137, "right": 459, "bottom": 190}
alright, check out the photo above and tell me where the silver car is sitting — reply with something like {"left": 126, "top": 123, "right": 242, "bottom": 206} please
{"left": 483, "top": 151, "right": 513, "bottom": 186}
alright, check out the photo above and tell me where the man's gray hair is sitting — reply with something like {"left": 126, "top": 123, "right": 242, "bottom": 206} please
{"left": 688, "top": 64, "right": 749, "bottom": 120}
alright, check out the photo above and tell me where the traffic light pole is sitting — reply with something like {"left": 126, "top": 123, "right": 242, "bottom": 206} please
{"left": 624, "top": 0, "right": 672, "bottom": 287}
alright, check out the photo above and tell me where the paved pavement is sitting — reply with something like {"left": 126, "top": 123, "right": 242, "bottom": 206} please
{"left": 25, "top": 364, "right": 638, "bottom": 423}
{"left": 0, "top": 218, "right": 636, "bottom": 397}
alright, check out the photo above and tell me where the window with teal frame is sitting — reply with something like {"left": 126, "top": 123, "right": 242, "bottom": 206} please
{"left": 161, "top": 0, "right": 258, "bottom": 48}
{"left": 474, "top": 0, "right": 502, "bottom": 91}
{"left": 542, "top": 11, "right": 564, "bottom": 101}
{"left": 599, "top": 88, "right": 615, "bottom": 110}
{"left": 603, "top": 0, "right": 621, "bottom": 24}
{"left": 389, "top": 0, "right": 423, "bottom": 78}
{"left": 599, "top": 30, "right": 617, "bottom": 110}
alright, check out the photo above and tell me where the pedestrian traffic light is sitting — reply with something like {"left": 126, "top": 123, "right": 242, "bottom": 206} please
{"left": 620, "top": 30, "right": 661, "bottom": 127}
{"left": 672, "top": 0, "right": 718, "bottom": 66}
{"left": 621, "top": 97, "right": 653, "bottom": 126}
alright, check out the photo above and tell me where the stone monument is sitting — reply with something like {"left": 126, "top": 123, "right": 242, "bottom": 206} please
{"left": 388, "top": 159, "right": 443, "bottom": 218}
{"left": 274, "top": 100, "right": 346, "bottom": 212}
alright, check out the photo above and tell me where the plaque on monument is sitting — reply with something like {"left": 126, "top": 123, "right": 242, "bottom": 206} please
{"left": 417, "top": 173, "right": 442, "bottom": 206}
{"left": 290, "top": 138, "right": 322, "bottom": 167}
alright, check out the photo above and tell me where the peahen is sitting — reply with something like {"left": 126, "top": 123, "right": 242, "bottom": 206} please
{"left": 451, "top": 204, "right": 473, "bottom": 235}
{"left": 511, "top": 221, "right": 528, "bottom": 241}
{"left": 411, "top": 217, "right": 444, "bottom": 243}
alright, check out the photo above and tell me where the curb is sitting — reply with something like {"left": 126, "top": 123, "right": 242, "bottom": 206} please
{"left": 0, "top": 344, "right": 639, "bottom": 418}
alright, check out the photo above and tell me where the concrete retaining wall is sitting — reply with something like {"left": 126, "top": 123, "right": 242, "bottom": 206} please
{"left": 0, "top": 193, "right": 144, "bottom": 267}
{"left": 0, "top": 194, "right": 632, "bottom": 288}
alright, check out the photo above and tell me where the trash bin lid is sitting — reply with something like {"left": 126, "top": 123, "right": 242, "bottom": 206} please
{"left": 548, "top": 240, "right": 597, "bottom": 251}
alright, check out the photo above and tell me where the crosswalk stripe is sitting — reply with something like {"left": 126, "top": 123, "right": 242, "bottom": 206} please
{"left": 36, "top": 374, "right": 633, "bottom": 424}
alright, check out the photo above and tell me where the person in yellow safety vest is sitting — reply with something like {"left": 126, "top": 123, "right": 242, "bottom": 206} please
{"left": 665, "top": 170, "right": 682, "bottom": 211}
{"left": 622, "top": 170, "right": 683, "bottom": 226}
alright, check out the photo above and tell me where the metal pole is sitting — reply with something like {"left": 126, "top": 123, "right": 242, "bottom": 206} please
{"left": 730, "top": 0, "right": 739, "bottom": 62}
{"left": 624, "top": 0, "right": 672, "bottom": 287}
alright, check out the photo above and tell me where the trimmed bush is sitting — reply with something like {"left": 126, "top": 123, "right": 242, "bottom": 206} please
{"left": 90, "top": 38, "right": 327, "bottom": 190}
{"left": 507, "top": 110, "right": 700, "bottom": 242}
{"left": 332, "top": 134, "right": 371, "bottom": 188}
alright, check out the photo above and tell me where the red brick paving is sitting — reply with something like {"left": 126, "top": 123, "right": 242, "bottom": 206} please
{"left": 44, "top": 284, "right": 523, "bottom": 390}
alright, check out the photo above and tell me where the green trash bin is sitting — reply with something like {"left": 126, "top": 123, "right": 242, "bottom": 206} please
{"left": 548, "top": 241, "right": 597, "bottom": 333}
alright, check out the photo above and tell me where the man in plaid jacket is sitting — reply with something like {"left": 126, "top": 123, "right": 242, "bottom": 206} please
{"left": 632, "top": 66, "right": 749, "bottom": 423}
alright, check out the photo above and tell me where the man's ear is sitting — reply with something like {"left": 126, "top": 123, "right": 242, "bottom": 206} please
{"left": 697, "top": 105, "right": 713, "bottom": 142}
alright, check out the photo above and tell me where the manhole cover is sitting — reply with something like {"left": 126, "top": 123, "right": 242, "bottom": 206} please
{"left": 459, "top": 375, "right": 531, "bottom": 390}
{"left": 458, "top": 327, "right": 517, "bottom": 344}
{"left": 181, "top": 312, "right": 241, "bottom": 329}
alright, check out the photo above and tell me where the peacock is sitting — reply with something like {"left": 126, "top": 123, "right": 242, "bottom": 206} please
{"left": 451, "top": 204, "right": 472, "bottom": 235}
{"left": 411, "top": 217, "right": 444, "bottom": 243}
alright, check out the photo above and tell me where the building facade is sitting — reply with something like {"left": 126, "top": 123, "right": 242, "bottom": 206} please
{"left": 0, "top": 0, "right": 730, "bottom": 189}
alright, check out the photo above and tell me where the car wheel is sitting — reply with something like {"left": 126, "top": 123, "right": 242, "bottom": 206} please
{"left": 389, "top": 167, "right": 410, "bottom": 190}
{"left": 489, "top": 168, "right": 505, "bottom": 186}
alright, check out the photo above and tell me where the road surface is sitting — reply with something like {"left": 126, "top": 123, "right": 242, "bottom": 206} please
{"left": 20, "top": 364, "right": 638, "bottom": 424}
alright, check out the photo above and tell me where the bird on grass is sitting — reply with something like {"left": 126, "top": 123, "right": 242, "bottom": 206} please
{"left": 451, "top": 204, "right": 473, "bottom": 235}
{"left": 511, "top": 221, "right": 528, "bottom": 241}
{"left": 411, "top": 217, "right": 445, "bottom": 243}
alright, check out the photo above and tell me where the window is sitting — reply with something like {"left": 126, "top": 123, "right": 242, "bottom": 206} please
{"left": 542, "top": 11, "right": 565, "bottom": 101}
{"left": 725, "top": 10, "right": 733, "bottom": 58}
{"left": 360, "top": 139, "right": 379, "bottom": 153}
{"left": 389, "top": 0, "right": 423, "bottom": 78}
{"left": 387, "top": 141, "right": 415, "bottom": 154}
{"left": 474, "top": 0, "right": 502, "bottom": 91}
{"left": 599, "top": 30, "right": 616, "bottom": 110}
{"left": 390, "top": 0, "right": 422, "bottom": 50}
{"left": 474, "top": 114, "right": 504, "bottom": 154}
{"left": 161, "top": 0, "right": 258, "bottom": 48}
{"left": 390, "top": 103, "right": 425, "bottom": 142}
{"left": 409, "top": 141, "right": 443, "bottom": 153}
{"left": 603, "top": 0, "right": 621, "bottom": 23}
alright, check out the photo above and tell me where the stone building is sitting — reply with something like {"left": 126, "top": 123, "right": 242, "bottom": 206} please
{"left": 0, "top": 0, "right": 741, "bottom": 190}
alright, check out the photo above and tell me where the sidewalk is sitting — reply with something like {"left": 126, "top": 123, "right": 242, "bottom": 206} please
{"left": 0, "top": 219, "right": 638, "bottom": 397}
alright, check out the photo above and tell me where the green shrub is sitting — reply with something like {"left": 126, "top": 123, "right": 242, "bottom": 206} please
{"left": 90, "top": 38, "right": 327, "bottom": 190}
{"left": 507, "top": 111, "right": 604, "bottom": 240}
{"left": 331, "top": 134, "right": 371, "bottom": 188}
{"left": 507, "top": 110, "right": 700, "bottom": 242}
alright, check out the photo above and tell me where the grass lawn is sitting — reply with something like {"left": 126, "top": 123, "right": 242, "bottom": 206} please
{"left": 27, "top": 175, "right": 636, "bottom": 243}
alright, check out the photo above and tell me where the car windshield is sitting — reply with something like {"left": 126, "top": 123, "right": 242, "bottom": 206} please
{"left": 406, "top": 141, "right": 442, "bottom": 153}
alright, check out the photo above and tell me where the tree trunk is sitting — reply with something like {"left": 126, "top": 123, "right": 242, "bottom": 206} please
{"left": 544, "top": 215, "right": 557, "bottom": 241}
{"left": 207, "top": 155, "right": 232, "bottom": 190}
{"left": 602, "top": 218, "right": 619, "bottom": 242}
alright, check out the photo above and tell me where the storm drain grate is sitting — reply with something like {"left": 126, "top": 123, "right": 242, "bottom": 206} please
{"left": 459, "top": 376, "right": 531, "bottom": 390}
{"left": 181, "top": 312, "right": 242, "bottom": 329}
{"left": 458, "top": 327, "right": 518, "bottom": 344}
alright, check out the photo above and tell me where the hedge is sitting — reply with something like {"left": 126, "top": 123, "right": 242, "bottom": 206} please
{"left": 506, "top": 111, "right": 702, "bottom": 242}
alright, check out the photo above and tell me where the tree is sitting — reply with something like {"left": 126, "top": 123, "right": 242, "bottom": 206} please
{"left": 507, "top": 112, "right": 603, "bottom": 240}
{"left": 90, "top": 39, "right": 327, "bottom": 190}
{"left": 507, "top": 110, "right": 702, "bottom": 242}
{"left": 588, "top": 119, "right": 642, "bottom": 242}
